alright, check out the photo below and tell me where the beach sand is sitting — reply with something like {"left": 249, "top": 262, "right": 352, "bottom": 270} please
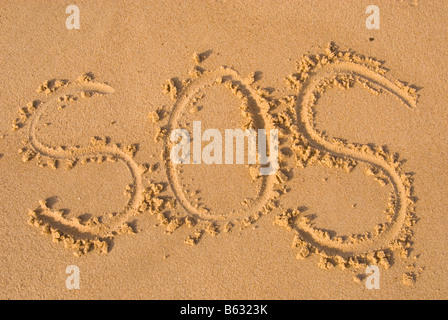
{"left": 1, "top": 0, "right": 447, "bottom": 299}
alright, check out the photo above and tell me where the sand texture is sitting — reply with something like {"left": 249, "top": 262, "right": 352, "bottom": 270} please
{"left": 1, "top": 0, "right": 447, "bottom": 299}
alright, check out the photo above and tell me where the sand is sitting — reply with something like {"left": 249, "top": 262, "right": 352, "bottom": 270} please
{"left": 1, "top": 0, "right": 447, "bottom": 299}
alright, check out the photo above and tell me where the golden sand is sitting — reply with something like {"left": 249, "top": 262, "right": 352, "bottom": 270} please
{"left": 1, "top": 0, "right": 447, "bottom": 299}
